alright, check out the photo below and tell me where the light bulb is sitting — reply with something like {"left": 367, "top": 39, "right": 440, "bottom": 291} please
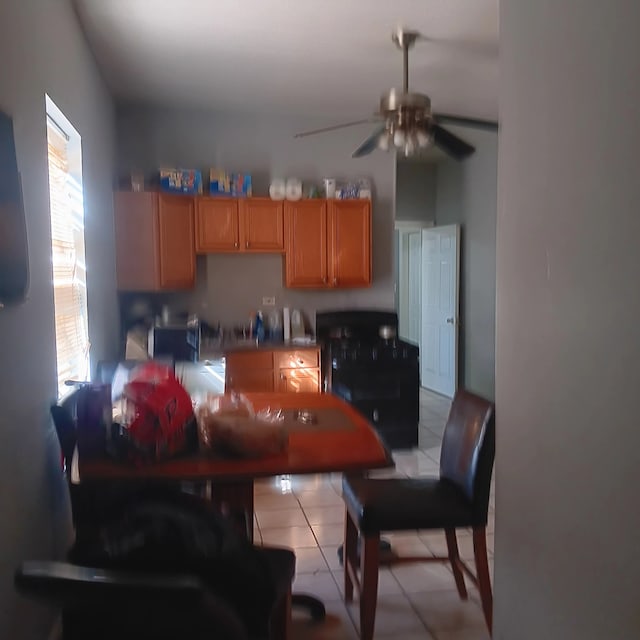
{"left": 416, "top": 128, "right": 431, "bottom": 148}
{"left": 377, "top": 131, "right": 391, "bottom": 151}
{"left": 404, "top": 136, "right": 416, "bottom": 156}
{"left": 393, "top": 128, "right": 406, "bottom": 148}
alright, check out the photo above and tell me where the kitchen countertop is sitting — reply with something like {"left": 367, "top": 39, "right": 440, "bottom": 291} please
{"left": 199, "top": 338, "right": 320, "bottom": 361}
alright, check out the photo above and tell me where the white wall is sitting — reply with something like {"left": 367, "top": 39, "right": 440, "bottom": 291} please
{"left": 0, "top": 1, "right": 118, "bottom": 637}
{"left": 116, "top": 106, "right": 396, "bottom": 328}
{"left": 395, "top": 159, "right": 437, "bottom": 223}
{"left": 435, "top": 128, "right": 497, "bottom": 399}
{"left": 495, "top": 1, "right": 640, "bottom": 638}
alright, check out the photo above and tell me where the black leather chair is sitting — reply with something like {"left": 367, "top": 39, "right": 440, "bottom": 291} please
{"left": 16, "top": 385, "right": 296, "bottom": 640}
{"left": 342, "top": 389, "right": 495, "bottom": 639}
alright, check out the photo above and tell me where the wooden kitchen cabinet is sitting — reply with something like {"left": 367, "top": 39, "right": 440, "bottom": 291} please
{"left": 114, "top": 191, "right": 195, "bottom": 291}
{"left": 196, "top": 197, "right": 284, "bottom": 253}
{"left": 195, "top": 197, "right": 239, "bottom": 252}
{"left": 225, "top": 347, "right": 320, "bottom": 393}
{"left": 284, "top": 199, "right": 371, "bottom": 288}
{"left": 241, "top": 198, "right": 284, "bottom": 252}
{"left": 275, "top": 349, "right": 321, "bottom": 393}
{"left": 328, "top": 199, "right": 372, "bottom": 287}
{"left": 225, "top": 350, "right": 275, "bottom": 393}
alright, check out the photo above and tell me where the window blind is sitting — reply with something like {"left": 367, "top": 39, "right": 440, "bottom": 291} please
{"left": 46, "top": 114, "right": 89, "bottom": 397}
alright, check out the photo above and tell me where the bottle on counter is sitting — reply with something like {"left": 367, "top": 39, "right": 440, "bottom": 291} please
{"left": 268, "top": 309, "right": 282, "bottom": 342}
{"left": 254, "top": 310, "right": 265, "bottom": 343}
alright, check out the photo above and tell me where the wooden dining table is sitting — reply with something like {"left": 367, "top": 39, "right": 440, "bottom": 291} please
{"left": 78, "top": 392, "right": 394, "bottom": 526}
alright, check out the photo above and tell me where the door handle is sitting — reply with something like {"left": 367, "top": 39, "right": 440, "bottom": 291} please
{"left": 446, "top": 317, "right": 455, "bottom": 324}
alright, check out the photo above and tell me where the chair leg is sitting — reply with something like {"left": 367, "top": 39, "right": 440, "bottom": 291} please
{"left": 344, "top": 508, "right": 358, "bottom": 603}
{"left": 269, "top": 585, "right": 292, "bottom": 640}
{"left": 472, "top": 526, "right": 493, "bottom": 635}
{"left": 359, "top": 533, "right": 380, "bottom": 640}
{"left": 445, "top": 528, "right": 468, "bottom": 600}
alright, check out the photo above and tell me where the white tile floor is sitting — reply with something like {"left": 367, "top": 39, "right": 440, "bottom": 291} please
{"left": 253, "top": 388, "right": 495, "bottom": 640}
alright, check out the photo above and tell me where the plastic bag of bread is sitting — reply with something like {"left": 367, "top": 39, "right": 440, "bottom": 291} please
{"left": 195, "top": 393, "right": 287, "bottom": 458}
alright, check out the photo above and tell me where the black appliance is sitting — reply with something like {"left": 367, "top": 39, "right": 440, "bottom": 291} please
{"left": 316, "top": 310, "right": 419, "bottom": 450}
{"left": 148, "top": 325, "right": 200, "bottom": 362}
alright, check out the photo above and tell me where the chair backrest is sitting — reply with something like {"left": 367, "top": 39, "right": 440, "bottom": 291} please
{"left": 51, "top": 386, "right": 86, "bottom": 479}
{"left": 439, "top": 389, "right": 495, "bottom": 521}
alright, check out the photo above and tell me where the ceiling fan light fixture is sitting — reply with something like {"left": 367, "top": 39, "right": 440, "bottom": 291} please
{"left": 393, "top": 128, "right": 406, "bottom": 148}
{"left": 416, "top": 127, "right": 432, "bottom": 148}
{"left": 377, "top": 129, "right": 392, "bottom": 151}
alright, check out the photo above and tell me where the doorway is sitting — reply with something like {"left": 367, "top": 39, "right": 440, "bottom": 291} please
{"left": 396, "top": 223, "right": 460, "bottom": 398}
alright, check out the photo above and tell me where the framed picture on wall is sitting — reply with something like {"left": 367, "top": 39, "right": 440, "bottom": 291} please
{"left": 0, "top": 108, "right": 29, "bottom": 307}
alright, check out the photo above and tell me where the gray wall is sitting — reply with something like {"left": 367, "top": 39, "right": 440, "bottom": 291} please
{"left": 395, "top": 159, "right": 437, "bottom": 223}
{"left": 434, "top": 129, "right": 497, "bottom": 399}
{"left": 0, "top": 1, "right": 118, "bottom": 638}
{"left": 116, "top": 106, "right": 396, "bottom": 328}
{"left": 495, "top": 1, "right": 640, "bottom": 638}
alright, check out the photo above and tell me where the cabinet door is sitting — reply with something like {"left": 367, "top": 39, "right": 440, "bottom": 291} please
{"left": 225, "top": 350, "right": 274, "bottom": 392}
{"left": 275, "top": 348, "right": 320, "bottom": 371}
{"left": 284, "top": 200, "right": 328, "bottom": 287}
{"left": 114, "top": 191, "right": 160, "bottom": 290}
{"left": 329, "top": 200, "right": 372, "bottom": 287}
{"left": 227, "top": 368, "right": 275, "bottom": 393}
{"left": 241, "top": 198, "right": 284, "bottom": 252}
{"left": 196, "top": 197, "right": 239, "bottom": 252}
{"left": 276, "top": 368, "right": 321, "bottom": 393}
{"left": 157, "top": 194, "right": 196, "bottom": 289}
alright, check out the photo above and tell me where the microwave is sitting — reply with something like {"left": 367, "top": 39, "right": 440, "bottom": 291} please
{"left": 148, "top": 325, "right": 200, "bottom": 362}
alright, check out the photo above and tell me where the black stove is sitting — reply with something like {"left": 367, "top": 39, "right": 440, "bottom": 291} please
{"left": 316, "top": 310, "right": 419, "bottom": 449}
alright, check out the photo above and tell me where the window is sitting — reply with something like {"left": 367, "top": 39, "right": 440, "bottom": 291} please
{"left": 45, "top": 95, "right": 89, "bottom": 397}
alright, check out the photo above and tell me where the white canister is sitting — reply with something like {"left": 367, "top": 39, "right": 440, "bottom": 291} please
{"left": 323, "top": 178, "right": 336, "bottom": 199}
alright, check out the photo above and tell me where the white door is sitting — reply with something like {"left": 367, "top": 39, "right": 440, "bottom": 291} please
{"left": 397, "top": 229, "right": 423, "bottom": 344}
{"left": 421, "top": 225, "right": 460, "bottom": 397}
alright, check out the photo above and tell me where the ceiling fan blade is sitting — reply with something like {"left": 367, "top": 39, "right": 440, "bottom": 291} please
{"left": 293, "top": 118, "right": 379, "bottom": 139}
{"left": 433, "top": 113, "right": 499, "bottom": 132}
{"left": 431, "top": 124, "right": 475, "bottom": 160}
{"left": 352, "top": 126, "right": 386, "bottom": 158}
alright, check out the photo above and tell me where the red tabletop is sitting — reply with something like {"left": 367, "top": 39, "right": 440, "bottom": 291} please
{"left": 79, "top": 392, "right": 393, "bottom": 483}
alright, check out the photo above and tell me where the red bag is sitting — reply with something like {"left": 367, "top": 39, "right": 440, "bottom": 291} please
{"left": 120, "top": 363, "right": 196, "bottom": 464}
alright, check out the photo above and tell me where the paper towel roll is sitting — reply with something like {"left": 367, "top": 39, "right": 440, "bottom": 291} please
{"left": 283, "top": 307, "right": 291, "bottom": 341}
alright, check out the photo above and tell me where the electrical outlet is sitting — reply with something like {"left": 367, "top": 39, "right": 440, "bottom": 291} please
{"left": 262, "top": 296, "right": 276, "bottom": 306}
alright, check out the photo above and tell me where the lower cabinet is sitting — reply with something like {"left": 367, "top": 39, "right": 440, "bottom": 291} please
{"left": 225, "top": 351, "right": 275, "bottom": 393}
{"left": 225, "top": 348, "right": 320, "bottom": 393}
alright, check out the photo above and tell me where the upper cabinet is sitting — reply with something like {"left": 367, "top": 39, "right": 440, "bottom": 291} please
{"left": 284, "top": 200, "right": 328, "bottom": 287}
{"left": 196, "top": 197, "right": 284, "bottom": 253}
{"left": 114, "top": 192, "right": 195, "bottom": 291}
{"left": 328, "top": 200, "right": 372, "bottom": 288}
{"left": 195, "top": 197, "right": 239, "bottom": 252}
{"left": 284, "top": 199, "right": 371, "bottom": 289}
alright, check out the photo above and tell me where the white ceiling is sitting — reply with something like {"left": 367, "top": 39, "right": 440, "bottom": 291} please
{"left": 74, "top": 0, "right": 498, "bottom": 120}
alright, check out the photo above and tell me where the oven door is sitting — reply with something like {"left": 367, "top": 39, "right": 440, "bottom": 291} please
{"left": 331, "top": 363, "right": 419, "bottom": 449}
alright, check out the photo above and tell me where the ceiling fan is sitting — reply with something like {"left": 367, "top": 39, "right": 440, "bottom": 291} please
{"left": 294, "top": 27, "right": 498, "bottom": 160}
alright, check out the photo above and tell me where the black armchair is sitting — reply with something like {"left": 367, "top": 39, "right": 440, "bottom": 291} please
{"left": 15, "top": 385, "right": 296, "bottom": 640}
{"left": 342, "top": 389, "right": 495, "bottom": 639}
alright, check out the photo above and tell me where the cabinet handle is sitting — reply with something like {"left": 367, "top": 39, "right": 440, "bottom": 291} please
{"left": 234, "top": 242, "right": 239, "bottom": 248}
{"left": 245, "top": 241, "right": 249, "bottom": 249}
{"left": 280, "top": 373, "right": 285, "bottom": 380}
{"left": 297, "top": 358, "right": 304, "bottom": 365}
{"left": 322, "top": 277, "right": 327, "bottom": 284}
{"left": 333, "top": 277, "right": 338, "bottom": 286}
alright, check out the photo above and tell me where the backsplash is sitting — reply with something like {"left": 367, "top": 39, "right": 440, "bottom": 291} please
{"left": 119, "top": 253, "right": 394, "bottom": 348}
